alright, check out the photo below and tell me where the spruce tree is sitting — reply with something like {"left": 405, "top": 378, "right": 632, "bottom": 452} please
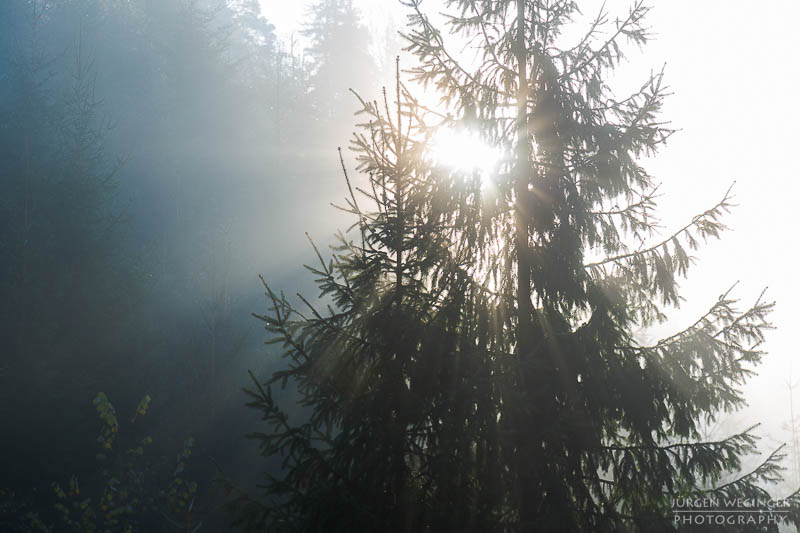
{"left": 302, "top": 0, "right": 377, "bottom": 119}
{"left": 240, "top": 1, "right": 800, "bottom": 531}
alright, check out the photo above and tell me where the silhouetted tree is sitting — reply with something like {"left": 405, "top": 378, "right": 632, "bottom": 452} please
{"left": 237, "top": 1, "right": 800, "bottom": 531}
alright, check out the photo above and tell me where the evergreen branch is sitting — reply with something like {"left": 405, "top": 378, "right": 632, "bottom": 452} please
{"left": 585, "top": 183, "right": 733, "bottom": 268}
{"left": 561, "top": 1, "right": 609, "bottom": 62}
{"left": 602, "top": 424, "right": 760, "bottom": 453}
{"left": 338, "top": 144, "right": 366, "bottom": 250}
{"left": 469, "top": 3, "right": 517, "bottom": 81}
{"left": 590, "top": 184, "right": 660, "bottom": 217}
{"left": 642, "top": 282, "right": 740, "bottom": 350}
{"left": 560, "top": 0, "right": 649, "bottom": 81}
{"left": 700, "top": 444, "right": 787, "bottom": 495}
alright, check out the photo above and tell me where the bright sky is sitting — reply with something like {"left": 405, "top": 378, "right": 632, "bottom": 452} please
{"left": 259, "top": 0, "right": 800, "bottom": 444}
{"left": 258, "top": 0, "right": 305, "bottom": 39}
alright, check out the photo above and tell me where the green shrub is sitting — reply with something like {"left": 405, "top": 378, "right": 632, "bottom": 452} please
{"left": 41, "top": 393, "right": 202, "bottom": 532}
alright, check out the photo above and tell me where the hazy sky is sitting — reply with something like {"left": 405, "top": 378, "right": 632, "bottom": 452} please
{"left": 258, "top": 0, "right": 800, "bottom": 449}
{"left": 258, "top": 0, "right": 305, "bottom": 39}
{"left": 259, "top": 0, "right": 405, "bottom": 43}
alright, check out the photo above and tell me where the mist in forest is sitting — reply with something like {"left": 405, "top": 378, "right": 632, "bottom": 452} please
{"left": 2, "top": 0, "right": 800, "bottom": 530}
{"left": 0, "top": 0, "right": 387, "bottom": 529}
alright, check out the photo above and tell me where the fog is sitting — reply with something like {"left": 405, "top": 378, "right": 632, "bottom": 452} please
{"left": 2, "top": 0, "right": 799, "bottom": 530}
{"left": 0, "top": 0, "right": 385, "bottom": 528}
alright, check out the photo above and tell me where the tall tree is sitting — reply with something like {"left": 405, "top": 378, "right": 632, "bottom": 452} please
{"left": 302, "top": 0, "right": 377, "bottom": 120}
{"left": 240, "top": 1, "right": 800, "bottom": 531}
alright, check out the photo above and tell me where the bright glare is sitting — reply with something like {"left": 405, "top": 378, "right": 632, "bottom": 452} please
{"left": 429, "top": 128, "right": 501, "bottom": 181}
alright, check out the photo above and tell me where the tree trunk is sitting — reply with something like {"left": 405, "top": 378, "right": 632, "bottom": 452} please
{"left": 514, "top": 1, "right": 538, "bottom": 527}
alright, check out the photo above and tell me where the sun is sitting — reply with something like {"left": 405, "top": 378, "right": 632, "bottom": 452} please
{"left": 428, "top": 127, "right": 501, "bottom": 182}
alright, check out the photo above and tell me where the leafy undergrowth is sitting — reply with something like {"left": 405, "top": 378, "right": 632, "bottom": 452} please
{"left": 1, "top": 393, "right": 204, "bottom": 532}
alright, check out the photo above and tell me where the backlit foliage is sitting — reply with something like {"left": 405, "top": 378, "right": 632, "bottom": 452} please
{"left": 35, "top": 394, "right": 202, "bottom": 532}
{"left": 240, "top": 1, "right": 800, "bottom": 531}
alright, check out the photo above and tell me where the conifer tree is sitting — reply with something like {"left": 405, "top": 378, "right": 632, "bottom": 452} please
{"left": 302, "top": 0, "right": 376, "bottom": 119}
{"left": 240, "top": 1, "right": 800, "bottom": 531}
